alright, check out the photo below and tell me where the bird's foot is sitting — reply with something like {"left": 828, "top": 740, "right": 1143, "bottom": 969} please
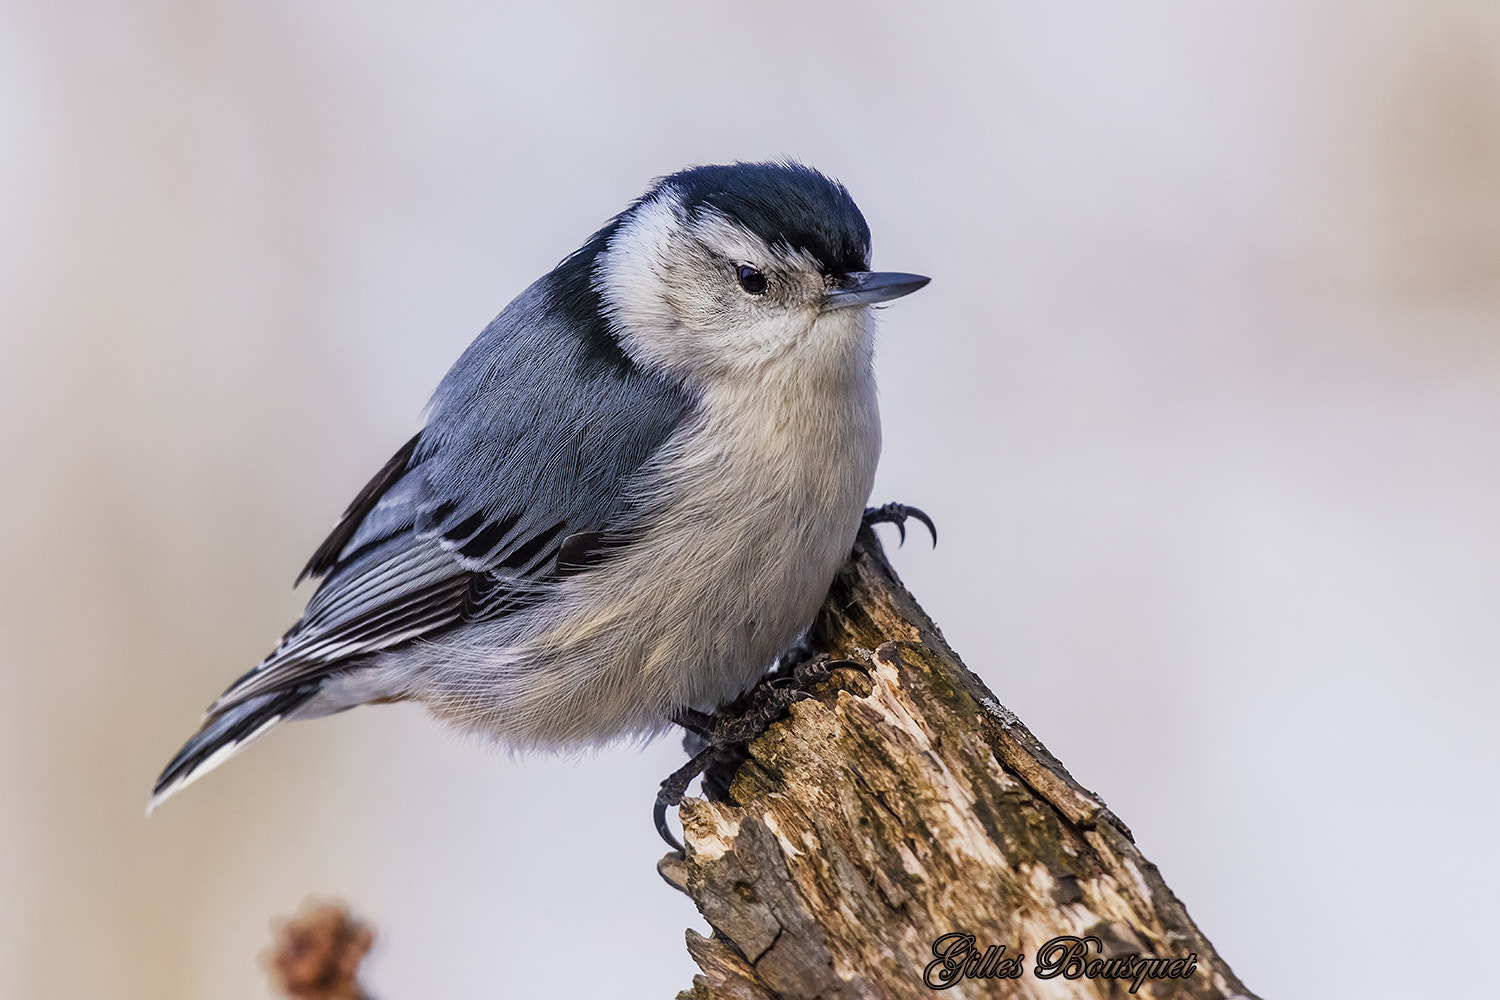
{"left": 862, "top": 502, "right": 937, "bottom": 547}
{"left": 654, "top": 655, "right": 868, "bottom": 854}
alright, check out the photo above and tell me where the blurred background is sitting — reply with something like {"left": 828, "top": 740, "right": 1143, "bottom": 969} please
{"left": 2, "top": 1, "right": 1498, "bottom": 997}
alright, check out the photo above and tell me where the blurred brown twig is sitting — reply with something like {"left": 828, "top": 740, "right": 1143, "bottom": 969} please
{"left": 265, "top": 902, "right": 374, "bottom": 1000}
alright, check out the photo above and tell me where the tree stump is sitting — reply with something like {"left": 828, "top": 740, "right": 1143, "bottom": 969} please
{"left": 658, "top": 528, "right": 1259, "bottom": 1000}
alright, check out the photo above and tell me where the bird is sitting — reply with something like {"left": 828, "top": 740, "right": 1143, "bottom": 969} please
{"left": 150, "top": 161, "right": 930, "bottom": 815}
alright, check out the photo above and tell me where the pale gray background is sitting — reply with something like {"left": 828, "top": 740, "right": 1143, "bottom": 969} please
{"left": 3, "top": 1, "right": 1498, "bottom": 998}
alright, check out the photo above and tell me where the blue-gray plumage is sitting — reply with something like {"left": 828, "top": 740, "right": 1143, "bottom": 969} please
{"left": 151, "top": 162, "right": 928, "bottom": 811}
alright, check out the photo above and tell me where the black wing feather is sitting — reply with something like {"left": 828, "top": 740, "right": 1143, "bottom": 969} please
{"left": 297, "top": 433, "right": 421, "bottom": 585}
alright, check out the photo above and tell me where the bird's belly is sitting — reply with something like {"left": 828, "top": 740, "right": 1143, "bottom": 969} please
{"left": 533, "top": 429, "right": 877, "bottom": 736}
{"left": 409, "top": 385, "right": 879, "bottom": 749}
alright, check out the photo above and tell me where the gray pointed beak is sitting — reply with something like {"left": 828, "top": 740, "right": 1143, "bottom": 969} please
{"left": 822, "top": 271, "right": 931, "bottom": 310}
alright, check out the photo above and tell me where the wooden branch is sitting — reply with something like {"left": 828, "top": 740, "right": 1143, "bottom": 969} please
{"left": 659, "top": 528, "right": 1259, "bottom": 1000}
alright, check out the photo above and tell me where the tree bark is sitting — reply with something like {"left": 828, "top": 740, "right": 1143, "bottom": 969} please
{"left": 658, "top": 527, "right": 1259, "bottom": 1000}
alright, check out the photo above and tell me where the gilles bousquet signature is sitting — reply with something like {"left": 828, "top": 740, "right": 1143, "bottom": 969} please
{"left": 925, "top": 932, "right": 1199, "bottom": 993}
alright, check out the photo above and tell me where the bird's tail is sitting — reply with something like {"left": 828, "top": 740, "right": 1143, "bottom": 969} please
{"left": 148, "top": 683, "right": 320, "bottom": 815}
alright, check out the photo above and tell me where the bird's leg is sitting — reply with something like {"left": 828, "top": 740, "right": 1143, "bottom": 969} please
{"left": 654, "top": 655, "right": 870, "bottom": 854}
{"left": 671, "top": 707, "right": 716, "bottom": 740}
{"left": 654, "top": 745, "right": 718, "bottom": 853}
{"left": 862, "top": 502, "right": 937, "bottom": 547}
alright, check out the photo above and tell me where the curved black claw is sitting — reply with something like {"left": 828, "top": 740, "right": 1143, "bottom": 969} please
{"left": 862, "top": 502, "right": 937, "bottom": 547}
{"left": 655, "top": 744, "right": 716, "bottom": 854}
{"left": 653, "top": 798, "right": 681, "bottom": 854}
{"left": 814, "top": 658, "right": 870, "bottom": 681}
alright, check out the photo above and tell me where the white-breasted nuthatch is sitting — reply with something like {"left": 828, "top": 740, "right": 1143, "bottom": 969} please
{"left": 151, "top": 161, "right": 929, "bottom": 815}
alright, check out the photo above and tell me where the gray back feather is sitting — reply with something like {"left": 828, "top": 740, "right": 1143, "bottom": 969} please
{"left": 213, "top": 222, "right": 697, "bottom": 710}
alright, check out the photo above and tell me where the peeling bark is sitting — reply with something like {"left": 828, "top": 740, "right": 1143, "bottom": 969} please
{"left": 660, "top": 528, "right": 1258, "bottom": 1000}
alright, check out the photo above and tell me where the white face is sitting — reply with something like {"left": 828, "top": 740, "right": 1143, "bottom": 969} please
{"left": 594, "top": 186, "right": 873, "bottom": 383}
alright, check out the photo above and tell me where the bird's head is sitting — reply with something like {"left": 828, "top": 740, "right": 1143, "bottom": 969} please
{"left": 591, "top": 162, "right": 928, "bottom": 383}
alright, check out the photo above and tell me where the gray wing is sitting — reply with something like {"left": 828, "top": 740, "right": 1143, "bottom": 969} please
{"left": 211, "top": 248, "right": 696, "bottom": 712}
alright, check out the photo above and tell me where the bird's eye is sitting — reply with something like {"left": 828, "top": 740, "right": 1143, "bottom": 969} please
{"left": 736, "top": 265, "right": 767, "bottom": 296}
